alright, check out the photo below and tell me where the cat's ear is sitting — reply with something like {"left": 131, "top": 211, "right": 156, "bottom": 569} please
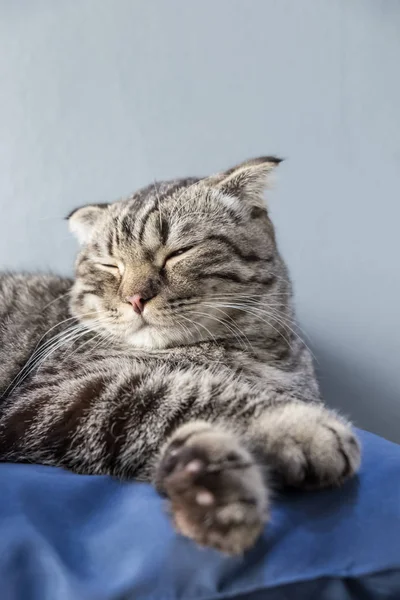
{"left": 206, "top": 156, "right": 282, "bottom": 207}
{"left": 67, "top": 203, "right": 110, "bottom": 244}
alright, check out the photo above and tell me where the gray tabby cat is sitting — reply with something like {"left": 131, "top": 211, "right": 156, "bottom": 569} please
{"left": 0, "top": 157, "right": 360, "bottom": 554}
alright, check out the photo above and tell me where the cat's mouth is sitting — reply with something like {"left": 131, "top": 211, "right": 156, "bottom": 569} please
{"left": 83, "top": 301, "right": 203, "bottom": 347}
{"left": 134, "top": 313, "right": 149, "bottom": 330}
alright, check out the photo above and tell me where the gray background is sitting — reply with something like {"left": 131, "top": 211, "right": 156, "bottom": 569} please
{"left": 1, "top": 1, "right": 399, "bottom": 442}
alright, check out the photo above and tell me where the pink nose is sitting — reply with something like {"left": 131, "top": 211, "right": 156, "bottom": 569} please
{"left": 126, "top": 294, "right": 145, "bottom": 314}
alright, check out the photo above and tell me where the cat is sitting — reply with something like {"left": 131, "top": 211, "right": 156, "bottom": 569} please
{"left": 0, "top": 157, "right": 360, "bottom": 554}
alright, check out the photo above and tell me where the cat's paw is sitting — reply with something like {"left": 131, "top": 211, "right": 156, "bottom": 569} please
{"left": 255, "top": 403, "right": 361, "bottom": 489}
{"left": 155, "top": 421, "right": 269, "bottom": 555}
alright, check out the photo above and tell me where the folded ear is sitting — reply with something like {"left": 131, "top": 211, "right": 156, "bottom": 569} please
{"left": 206, "top": 156, "right": 282, "bottom": 207}
{"left": 67, "top": 203, "right": 109, "bottom": 244}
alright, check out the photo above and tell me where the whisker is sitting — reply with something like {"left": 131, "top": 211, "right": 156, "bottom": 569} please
{"left": 202, "top": 302, "right": 293, "bottom": 349}
{"left": 206, "top": 306, "right": 255, "bottom": 353}
{"left": 214, "top": 300, "right": 315, "bottom": 359}
{"left": 176, "top": 315, "right": 223, "bottom": 366}
{"left": 190, "top": 309, "right": 252, "bottom": 354}
{"left": 41, "top": 290, "right": 71, "bottom": 311}
{"left": 4, "top": 326, "right": 86, "bottom": 396}
{"left": 170, "top": 317, "right": 193, "bottom": 346}
{"left": 207, "top": 300, "right": 317, "bottom": 361}
{"left": 62, "top": 326, "right": 116, "bottom": 364}
{"left": 179, "top": 313, "right": 219, "bottom": 347}
{"left": 191, "top": 310, "right": 247, "bottom": 351}
{"left": 34, "top": 315, "right": 116, "bottom": 376}
{"left": 3, "top": 314, "right": 114, "bottom": 396}
{"left": 31, "top": 310, "right": 110, "bottom": 355}
{"left": 2, "top": 322, "right": 84, "bottom": 397}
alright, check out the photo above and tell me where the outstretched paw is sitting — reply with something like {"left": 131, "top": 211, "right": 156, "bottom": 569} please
{"left": 156, "top": 422, "right": 269, "bottom": 555}
{"left": 254, "top": 403, "right": 361, "bottom": 489}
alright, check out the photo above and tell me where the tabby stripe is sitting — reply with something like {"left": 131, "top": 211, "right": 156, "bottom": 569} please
{"left": 224, "top": 207, "right": 242, "bottom": 225}
{"left": 110, "top": 378, "right": 168, "bottom": 437}
{"left": 42, "top": 377, "right": 108, "bottom": 462}
{"left": 196, "top": 272, "right": 247, "bottom": 284}
{"left": 206, "top": 234, "right": 263, "bottom": 263}
{"left": 196, "top": 271, "right": 276, "bottom": 287}
{"left": 250, "top": 274, "right": 277, "bottom": 286}
{"left": 138, "top": 180, "right": 191, "bottom": 244}
{"left": 112, "top": 228, "right": 119, "bottom": 254}
{"left": 120, "top": 214, "right": 133, "bottom": 239}
{"left": 161, "top": 390, "right": 201, "bottom": 444}
{"left": 160, "top": 218, "right": 169, "bottom": 245}
{"left": 106, "top": 231, "right": 114, "bottom": 256}
{"left": 0, "top": 394, "right": 52, "bottom": 453}
{"left": 103, "top": 374, "right": 142, "bottom": 469}
{"left": 137, "top": 199, "right": 158, "bottom": 243}
{"left": 114, "top": 221, "right": 121, "bottom": 246}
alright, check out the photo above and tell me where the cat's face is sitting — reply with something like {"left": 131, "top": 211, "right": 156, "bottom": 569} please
{"left": 68, "top": 157, "right": 286, "bottom": 349}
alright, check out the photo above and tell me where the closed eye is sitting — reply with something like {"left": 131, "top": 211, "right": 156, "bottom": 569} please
{"left": 165, "top": 245, "right": 195, "bottom": 261}
{"left": 95, "top": 261, "right": 122, "bottom": 274}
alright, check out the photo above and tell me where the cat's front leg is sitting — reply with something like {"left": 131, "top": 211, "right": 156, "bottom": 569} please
{"left": 154, "top": 421, "right": 269, "bottom": 555}
{"left": 248, "top": 402, "right": 361, "bottom": 489}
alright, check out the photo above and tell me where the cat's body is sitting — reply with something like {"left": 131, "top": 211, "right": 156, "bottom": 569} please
{"left": 0, "top": 159, "right": 360, "bottom": 554}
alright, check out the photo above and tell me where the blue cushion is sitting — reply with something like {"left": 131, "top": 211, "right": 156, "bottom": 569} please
{"left": 0, "top": 429, "right": 399, "bottom": 600}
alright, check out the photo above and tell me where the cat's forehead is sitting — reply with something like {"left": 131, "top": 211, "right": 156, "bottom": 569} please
{"left": 103, "top": 180, "right": 242, "bottom": 248}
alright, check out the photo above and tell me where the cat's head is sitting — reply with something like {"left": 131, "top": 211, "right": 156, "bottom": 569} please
{"left": 68, "top": 157, "right": 289, "bottom": 349}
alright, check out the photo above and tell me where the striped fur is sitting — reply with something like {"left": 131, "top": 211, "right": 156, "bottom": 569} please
{"left": 0, "top": 157, "right": 360, "bottom": 553}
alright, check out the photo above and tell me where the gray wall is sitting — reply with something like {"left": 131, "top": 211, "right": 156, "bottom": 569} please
{"left": 1, "top": 1, "right": 399, "bottom": 442}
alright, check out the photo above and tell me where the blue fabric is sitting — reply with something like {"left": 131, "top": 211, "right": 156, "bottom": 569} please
{"left": 0, "top": 429, "right": 399, "bottom": 600}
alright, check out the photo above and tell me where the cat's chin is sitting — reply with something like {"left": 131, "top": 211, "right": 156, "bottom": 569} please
{"left": 125, "top": 325, "right": 171, "bottom": 350}
{"left": 125, "top": 323, "right": 196, "bottom": 350}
